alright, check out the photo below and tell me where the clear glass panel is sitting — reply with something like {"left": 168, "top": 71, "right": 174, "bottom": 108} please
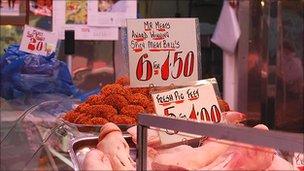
{"left": 0, "top": 100, "right": 79, "bottom": 170}
{"left": 57, "top": 41, "right": 115, "bottom": 91}
{"left": 275, "top": 0, "right": 303, "bottom": 132}
{"left": 246, "top": 0, "right": 303, "bottom": 132}
{"left": 247, "top": 0, "right": 263, "bottom": 119}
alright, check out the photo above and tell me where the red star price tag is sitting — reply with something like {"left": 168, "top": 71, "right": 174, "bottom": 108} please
{"left": 20, "top": 25, "right": 58, "bottom": 56}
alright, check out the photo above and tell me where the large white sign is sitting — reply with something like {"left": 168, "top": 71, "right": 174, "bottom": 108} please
{"left": 53, "top": 0, "right": 118, "bottom": 40}
{"left": 127, "top": 18, "right": 199, "bottom": 87}
{"left": 151, "top": 83, "right": 221, "bottom": 145}
{"left": 20, "top": 25, "right": 58, "bottom": 56}
{"left": 88, "top": 0, "right": 137, "bottom": 27}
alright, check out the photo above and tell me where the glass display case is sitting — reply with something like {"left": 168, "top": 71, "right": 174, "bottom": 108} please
{"left": 0, "top": 100, "right": 80, "bottom": 170}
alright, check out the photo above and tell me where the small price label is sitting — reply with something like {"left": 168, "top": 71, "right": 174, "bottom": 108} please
{"left": 127, "top": 18, "right": 199, "bottom": 87}
{"left": 293, "top": 153, "right": 304, "bottom": 171}
{"left": 20, "top": 25, "right": 58, "bottom": 56}
{"left": 151, "top": 82, "right": 221, "bottom": 145}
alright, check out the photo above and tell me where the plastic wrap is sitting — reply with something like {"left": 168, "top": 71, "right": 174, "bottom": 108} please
{"left": 0, "top": 44, "right": 79, "bottom": 100}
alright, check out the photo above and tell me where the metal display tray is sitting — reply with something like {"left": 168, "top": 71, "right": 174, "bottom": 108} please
{"left": 68, "top": 134, "right": 203, "bottom": 171}
{"left": 60, "top": 117, "right": 133, "bottom": 133}
{"left": 69, "top": 135, "right": 136, "bottom": 171}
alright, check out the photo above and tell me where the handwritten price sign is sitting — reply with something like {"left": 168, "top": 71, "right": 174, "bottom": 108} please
{"left": 127, "top": 18, "right": 199, "bottom": 87}
{"left": 20, "top": 25, "right": 58, "bottom": 56}
{"left": 151, "top": 82, "right": 221, "bottom": 145}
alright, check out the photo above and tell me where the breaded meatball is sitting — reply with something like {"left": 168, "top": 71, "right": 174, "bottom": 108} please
{"left": 128, "top": 87, "right": 151, "bottom": 97}
{"left": 109, "top": 115, "right": 136, "bottom": 125}
{"left": 83, "top": 119, "right": 94, "bottom": 125}
{"left": 101, "top": 84, "right": 131, "bottom": 98}
{"left": 115, "top": 76, "right": 130, "bottom": 86}
{"left": 63, "top": 111, "right": 79, "bottom": 123}
{"left": 74, "top": 103, "right": 91, "bottom": 113}
{"left": 91, "top": 117, "right": 109, "bottom": 125}
{"left": 86, "top": 105, "right": 117, "bottom": 120}
{"left": 102, "top": 94, "right": 128, "bottom": 112}
{"left": 86, "top": 95, "right": 105, "bottom": 105}
{"left": 127, "top": 93, "right": 150, "bottom": 108}
{"left": 145, "top": 101, "right": 156, "bottom": 114}
{"left": 121, "top": 105, "right": 145, "bottom": 118}
{"left": 74, "top": 113, "right": 91, "bottom": 124}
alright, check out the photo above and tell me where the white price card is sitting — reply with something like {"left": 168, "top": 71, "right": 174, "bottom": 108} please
{"left": 293, "top": 153, "right": 304, "bottom": 171}
{"left": 127, "top": 18, "right": 200, "bottom": 87}
{"left": 20, "top": 25, "right": 58, "bottom": 56}
{"left": 151, "top": 83, "right": 221, "bottom": 145}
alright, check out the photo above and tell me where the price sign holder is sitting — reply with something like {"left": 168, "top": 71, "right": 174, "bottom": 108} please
{"left": 149, "top": 78, "right": 222, "bottom": 102}
{"left": 151, "top": 78, "right": 221, "bottom": 145}
{"left": 64, "top": 30, "right": 75, "bottom": 74}
{"left": 126, "top": 18, "right": 202, "bottom": 88}
{"left": 19, "top": 25, "right": 58, "bottom": 56}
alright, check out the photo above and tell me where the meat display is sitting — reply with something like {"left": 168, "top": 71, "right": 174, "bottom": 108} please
{"left": 151, "top": 138, "right": 230, "bottom": 170}
{"left": 266, "top": 155, "right": 298, "bottom": 170}
{"left": 82, "top": 149, "right": 112, "bottom": 171}
{"left": 76, "top": 77, "right": 297, "bottom": 170}
{"left": 199, "top": 124, "right": 275, "bottom": 170}
{"left": 81, "top": 121, "right": 298, "bottom": 171}
{"left": 221, "top": 111, "right": 246, "bottom": 124}
{"left": 63, "top": 76, "right": 156, "bottom": 125}
{"left": 127, "top": 126, "right": 161, "bottom": 147}
{"left": 96, "top": 123, "right": 136, "bottom": 170}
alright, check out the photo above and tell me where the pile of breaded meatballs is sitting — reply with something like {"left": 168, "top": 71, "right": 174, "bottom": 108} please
{"left": 63, "top": 76, "right": 155, "bottom": 125}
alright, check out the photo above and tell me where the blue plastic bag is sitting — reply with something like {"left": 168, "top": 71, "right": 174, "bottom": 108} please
{"left": 0, "top": 44, "right": 92, "bottom": 100}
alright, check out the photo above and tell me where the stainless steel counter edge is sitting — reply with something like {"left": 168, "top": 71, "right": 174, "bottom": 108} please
{"left": 138, "top": 114, "right": 304, "bottom": 153}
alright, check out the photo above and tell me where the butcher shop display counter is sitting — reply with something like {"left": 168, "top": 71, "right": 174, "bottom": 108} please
{"left": 1, "top": 98, "right": 303, "bottom": 171}
{"left": 70, "top": 113, "right": 303, "bottom": 171}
